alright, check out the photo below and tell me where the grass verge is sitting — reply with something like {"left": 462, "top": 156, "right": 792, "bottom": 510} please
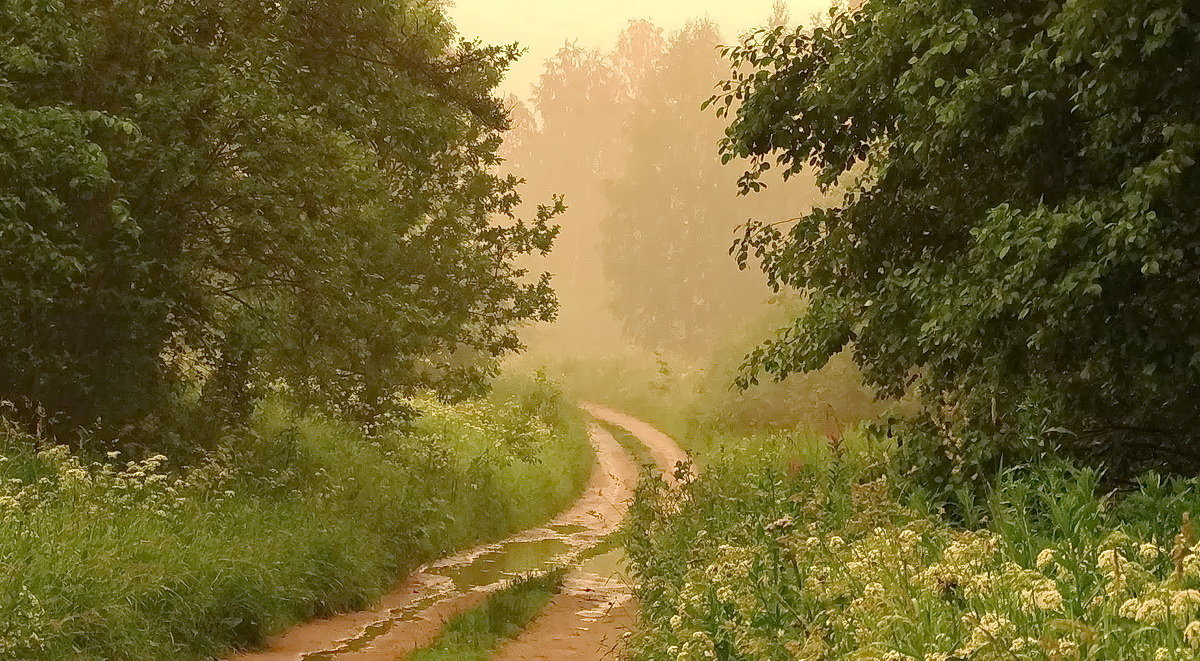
{"left": 599, "top": 421, "right": 657, "bottom": 470}
{"left": 624, "top": 428, "right": 1200, "bottom": 659}
{"left": 0, "top": 377, "right": 592, "bottom": 660}
{"left": 408, "top": 568, "right": 566, "bottom": 661}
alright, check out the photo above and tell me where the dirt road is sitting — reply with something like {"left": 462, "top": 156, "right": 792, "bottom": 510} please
{"left": 228, "top": 405, "right": 686, "bottom": 661}
{"left": 490, "top": 404, "right": 688, "bottom": 660}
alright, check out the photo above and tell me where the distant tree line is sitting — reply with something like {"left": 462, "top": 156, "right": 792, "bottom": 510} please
{"left": 505, "top": 8, "right": 822, "bottom": 358}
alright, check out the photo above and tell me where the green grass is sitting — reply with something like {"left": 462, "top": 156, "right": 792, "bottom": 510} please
{"left": 519, "top": 317, "right": 896, "bottom": 441}
{"left": 600, "top": 421, "right": 657, "bottom": 469}
{"left": 519, "top": 350, "right": 901, "bottom": 471}
{"left": 0, "top": 378, "right": 592, "bottom": 660}
{"left": 624, "top": 425, "right": 1200, "bottom": 660}
{"left": 408, "top": 568, "right": 565, "bottom": 661}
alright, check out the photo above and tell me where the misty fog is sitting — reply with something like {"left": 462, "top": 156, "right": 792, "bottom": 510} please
{"left": 499, "top": 5, "right": 884, "bottom": 435}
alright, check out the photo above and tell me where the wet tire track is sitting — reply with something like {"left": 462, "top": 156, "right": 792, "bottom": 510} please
{"left": 229, "top": 405, "right": 684, "bottom": 661}
{"left": 488, "top": 404, "right": 689, "bottom": 660}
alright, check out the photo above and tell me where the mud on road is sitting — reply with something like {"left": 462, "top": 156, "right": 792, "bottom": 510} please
{"left": 229, "top": 405, "right": 687, "bottom": 661}
{"left": 489, "top": 404, "right": 689, "bottom": 660}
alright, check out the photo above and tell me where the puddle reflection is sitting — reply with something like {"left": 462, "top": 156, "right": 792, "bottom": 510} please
{"left": 431, "top": 538, "right": 572, "bottom": 590}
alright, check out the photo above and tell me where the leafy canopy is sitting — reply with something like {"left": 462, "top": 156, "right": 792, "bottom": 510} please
{"left": 0, "top": 0, "right": 559, "bottom": 438}
{"left": 717, "top": 0, "right": 1200, "bottom": 469}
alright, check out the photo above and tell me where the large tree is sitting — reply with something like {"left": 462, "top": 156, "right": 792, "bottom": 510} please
{"left": 500, "top": 24, "right": 661, "bottom": 354}
{"left": 603, "top": 20, "right": 816, "bottom": 356}
{"left": 0, "top": 0, "right": 559, "bottom": 439}
{"left": 718, "top": 0, "right": 1200, "bottom": 470}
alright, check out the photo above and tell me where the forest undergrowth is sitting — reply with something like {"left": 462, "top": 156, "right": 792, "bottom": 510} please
{"left": 0, "top": 378, "right": 592, "bottom": 660}
{"left": 539, "top": 321, "right": 894, "bottom": 466}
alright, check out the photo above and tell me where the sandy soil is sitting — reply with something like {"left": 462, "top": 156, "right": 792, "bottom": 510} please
{"left": 580, "top": 403, "right": 689, "bottom": 486}
{"left": 227, "top": 404, "right": 683, "bottom": 661}
{"left": 489, "top": 404, "right": 689, "bottom": 660}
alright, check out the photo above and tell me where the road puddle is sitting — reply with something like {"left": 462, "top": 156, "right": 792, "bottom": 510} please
{"left": 298, "top": 532, "right": 584, "bottom": 658}
{"left": 298, "top": 593, "right": 446, "bottom": 661}
{"left": 429, "top": 538, "right": 572, "bottom": 590}
{"left": 548, "top": 523, "right": 589, "bottom": 535}
{"left": 230, "top": 417, "right": 668, "bottom": 661}
{"left": 578, "top": 548, "right": 626, "bottom": 578}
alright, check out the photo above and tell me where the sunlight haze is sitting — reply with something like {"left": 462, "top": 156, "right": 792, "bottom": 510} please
{"left": 449, "top": 0, "right": 834, "bottom": 97}
{"left": 1, "top": 2, "right": 1191, "bottom": 659}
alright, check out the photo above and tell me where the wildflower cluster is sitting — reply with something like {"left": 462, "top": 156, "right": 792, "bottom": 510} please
{"left": 0, "top": 431, "right": 241, "bottom": 657}
{"left": 626, "top": 440, "right": 1200, "bottom": 660}
{"left": 0, "top": 442, "right": 235, "bottom": 522}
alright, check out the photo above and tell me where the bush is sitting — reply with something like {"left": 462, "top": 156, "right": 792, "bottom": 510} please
{"left": 717, "top": 0, "right": 1200, "bottom": 473}
{"left": 539, "top": 319, "right": 895, "bottom": 464}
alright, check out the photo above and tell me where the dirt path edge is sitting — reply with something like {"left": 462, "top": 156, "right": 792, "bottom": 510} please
{"left": 489, "top": 404, "right": 690, "bottom": 660}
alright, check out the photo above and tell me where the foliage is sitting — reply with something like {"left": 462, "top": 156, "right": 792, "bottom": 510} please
{"left": 0, "top": 0, "right": 559, "bottom": 439}
{"left": 504, "top": 13, "right": 823, "bottom": 359}
{"left": 499, "top": 27, "right": 650, "bottom": 354}
{"left": 626, "top": 432, "right": 1200, "bottom": 660}
{"left": 682, "top": 295, "right": 893, "bottom": 438}
{"left": 715, "top": 0, "right": 1200, "bottom": 471}
{"left": 601, "top": 21, "right": 781, "bottom": 354}
{"left": 0, "top": 381, "right": 591, "bottom": 659}
{"left": 408, "top": 568, "right": 565, "bottom": 661}
{"left": 535, "top": 300, "right": 890, "bottom": 461}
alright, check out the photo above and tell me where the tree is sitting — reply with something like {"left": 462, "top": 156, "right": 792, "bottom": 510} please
{"left": 717, "top": 0, "right": 1200, "bottom": 470}
{"left": 500, "top": 26, "right": 656, "bottom": 355}
{"left": 0, "top": 0, "right": 559, "bottom": 441}
{"left": 603, "top": 20, "right": 815, "bottom": 356}
{"left": 767, "top": 0, "right": 791, "bottom": 29}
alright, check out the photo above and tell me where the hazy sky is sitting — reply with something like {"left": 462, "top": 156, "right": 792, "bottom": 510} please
{"left": 448, "top": 0, "right": 833, "bottom": 98}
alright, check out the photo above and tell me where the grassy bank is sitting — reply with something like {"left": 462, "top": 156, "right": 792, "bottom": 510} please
{"left": 0, "top": 378, "right": 592, "bottom": 660}
{"left": 625, "top": 428, "right": 1200, "bottom": 660}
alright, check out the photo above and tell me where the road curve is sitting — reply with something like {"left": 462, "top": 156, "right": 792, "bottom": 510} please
{"left": 490, "top": 404, "right": 689, "bottom": 660}
{"left": 227, "top": 405, "right": 686, "bottom": 661}
{"left": 581, "top": 403, "right": 689, "bottom": 485}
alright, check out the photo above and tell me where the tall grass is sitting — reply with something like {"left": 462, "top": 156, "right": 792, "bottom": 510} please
{"left": 534, "top": 345, "right": 896, "bottom": 466}
{"left": 625, "top": 428, "right": 1200, "bottom": 660}
{"left": 0, "top": 378, "right": 592, "bottom": 660}
{"left": 408, "top": 568, "right": 566, "bottom": 661}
